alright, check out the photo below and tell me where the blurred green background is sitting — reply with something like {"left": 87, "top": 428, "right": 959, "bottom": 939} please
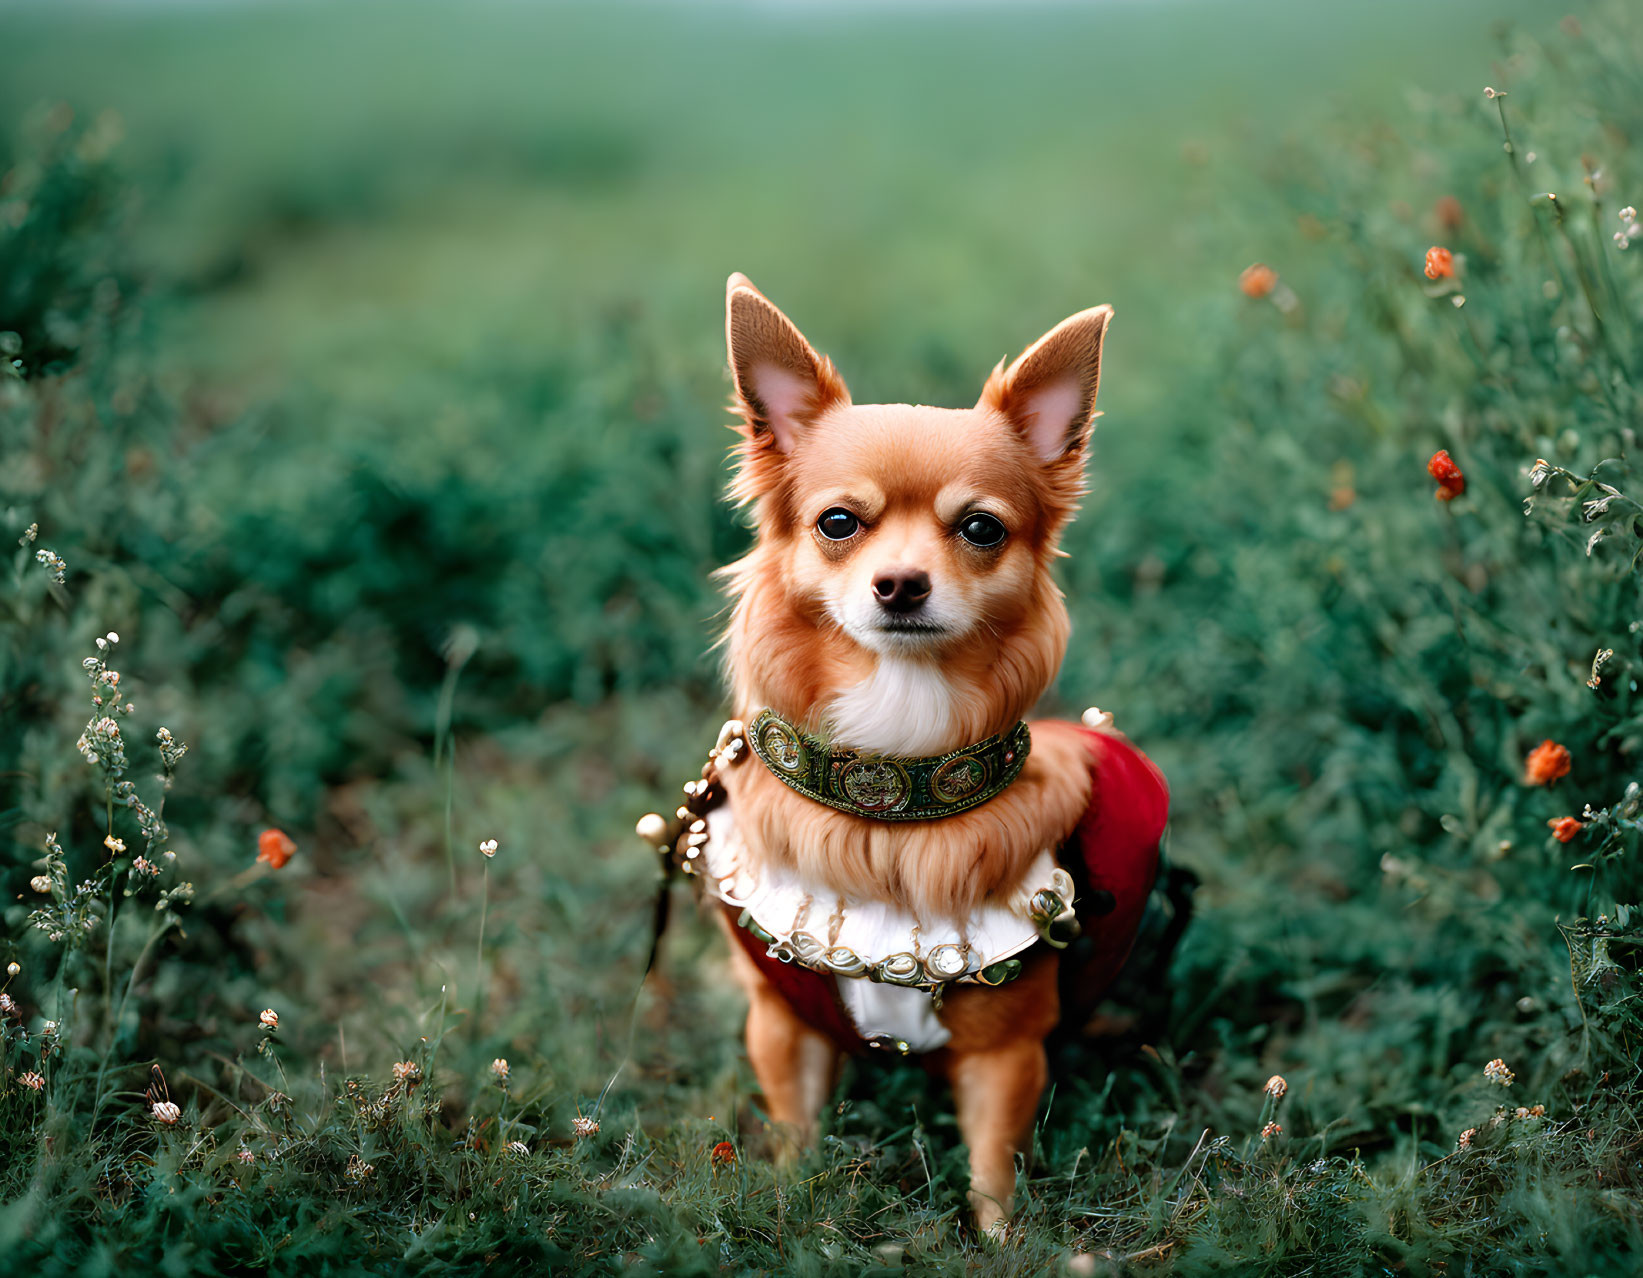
{"left": 7, "top": 0, "right": 1643, "bottom": 1271}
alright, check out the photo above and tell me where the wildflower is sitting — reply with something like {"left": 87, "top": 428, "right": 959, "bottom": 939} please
{"left": 132, "top": 856, "right": 157, "bottom": 876}
{"left": 0, "top": 994, "right": 16, "bottom": 1016}
{"left": 20, "top": 523, "right": 37, "bottom": 545}
{"left": 1484, "top": 1058, "right": 1515, "bottom": 1087}
{"left": 1618, "top": 232, "right": 1632, "bottom": 251}
{"left": 1483, "top": 86, "right": 1500, "bottom": 99}
{"left": 1424, "top": 246, "right": 1455, "bottom": 280}
{"left": 1264, "top": 1074, "right": 1287, "bottom": 1100}
{"left": 256, "top": 828, "right": 296, "bottom": 870}
{"left": 711, "top": 1140, "right": 737, "bottom": 1168}
{"left": 1526, "top": 457, "right": 1551, "bottom": 488}
{"left": 259, "top": 1009, "right": 279, "bottom": 1031}
{"left": 479, "top": 838, "right": 499, "bottom": 858}
{"left": 19, "top": 1072, "right": 44, "bottom": 1091}
{"left": 507, "top": 1140, "right": 530, "bottom": 1157}
{"left": 151, "top": 1101, "right": 181, "bottom": 1125}
{"left": 33, "top": 548, "right": 67, "bottom": 584}
{"left": 490, "top": 1058, "right": 510, "bottom": 1083}
{"left": 1427, "top": 450, "right": 1465, "bottom": 501}
{"left": 1457, "top": 1128, "right": 1476, "bottom": 1149}
{"left": 104, "top": 835, "right": 125, "bottom": 855}
{"left": 236, "top": 1147, "right": 255, "bottom": 1165}
{"left": 572, "top": 1115, "right": 599, "bottom": 1139}
{"left": 5, "top": 962, "right": 17, "bottom": 977}
{"left": 392, "top": 1061, "right": 422, "bottom": 1087}
{"left": 29, "top": 876, "right": 51, "bottom": 894}
{"left": 1622, "top": 206, "right": 1637, "bottom": 224}
{"left": 1239, "top": 263, "right": 1278, "bottom": 299}
{"left": 1547, "top": 817, "right": 1584, "bottom": 843}
{"left": 344, "top": 1154, "right": 374, "bottom": 1184}
{"left": 1523, "top": 740, "right": 1571, "bottom": 787}
{"left": 1261, "top": 1122, "right": 1282, "bottom": 1140}
{"left": 264, "top": 1091, "right": 290, "bottom": 1113}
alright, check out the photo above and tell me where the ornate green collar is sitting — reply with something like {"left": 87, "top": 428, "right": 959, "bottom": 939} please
{"left": 746, "top": 708, "right": 1031, "bottom": 821}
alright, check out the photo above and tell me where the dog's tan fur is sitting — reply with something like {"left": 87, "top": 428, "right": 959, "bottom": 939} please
{"left": 713, "top": 274, "right": 1110, "bottom": 1231}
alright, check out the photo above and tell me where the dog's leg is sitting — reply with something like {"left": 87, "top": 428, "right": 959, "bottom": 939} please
{"left": 744, "top": 980, "right": 838, "bottom": 1155}
{"left": 720, "top": 915, "right": 839, "bottom": 1154}
{"left": 945, "top": 1040, "right": 1047, "bottom": 1236}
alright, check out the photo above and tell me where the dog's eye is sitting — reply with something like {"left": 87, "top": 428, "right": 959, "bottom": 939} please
{"left": 958, "top": 513, "right": 1007, "bottom": 548}
{"left": 817, "top": 508, "right": 861, "bottom": 541}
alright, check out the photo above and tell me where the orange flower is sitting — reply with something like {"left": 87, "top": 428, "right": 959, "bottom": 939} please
{"left": 1239, "top": 263, "right": 1278, "bottom": 299}
{"left": 1547, "top": 816, "right": 1584, "bottom": 842}
{"left": 710, "top": 1140, "right": 737, "bottom": 1169}
{"left": 1424, "top": 246, "right": 1455, "bottom": 280}
{"left": 1523, "top": 740, "right": 1571, "bottom": 787}
{"left": 1427, "top": 450, "right": 1465, "bottom": 500}
{"left": 256, "top": 828, "right": 296, "bottom": 869}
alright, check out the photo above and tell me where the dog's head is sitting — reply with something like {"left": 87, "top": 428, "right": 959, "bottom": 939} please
{"left": 719, "top": 273, "right": 1109, "bottom": 750}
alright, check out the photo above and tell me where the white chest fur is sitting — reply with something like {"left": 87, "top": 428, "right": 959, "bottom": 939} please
{"left": 823, "top": 655, "right": 957, "bottom": 756}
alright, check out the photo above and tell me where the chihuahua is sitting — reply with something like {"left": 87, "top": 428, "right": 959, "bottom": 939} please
{"left": 687, "top": 274, "right": 1168, "bottom": 1233}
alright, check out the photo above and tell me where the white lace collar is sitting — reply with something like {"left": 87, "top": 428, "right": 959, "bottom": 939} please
{"left": 699, "top": 807, "right": 1074, "bottom": 991}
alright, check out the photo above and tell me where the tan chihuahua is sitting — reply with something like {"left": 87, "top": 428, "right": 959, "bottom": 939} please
{"left": 675, "top": 274, "right": 1167, "bottom": 1234}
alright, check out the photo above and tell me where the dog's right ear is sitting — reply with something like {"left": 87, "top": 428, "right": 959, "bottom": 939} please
{"left": 725, "top": 274, "right": 849, "bottom": 462}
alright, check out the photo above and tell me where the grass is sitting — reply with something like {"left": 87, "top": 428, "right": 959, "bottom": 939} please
{"left": 5, "top": 0, "right": 1643, "bottom": 1272}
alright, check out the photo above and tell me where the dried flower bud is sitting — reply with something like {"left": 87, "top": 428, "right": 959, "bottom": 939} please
{"left": 1523, "top": 741, "right": 1571, "bottom": 787}
{"left": 1483, "top": 1058, "right": 1515, "bottom": 1087}
{"left": 1264, "top": 1074, "right": 1287, "bottom": 1099}
{"left": 151, "top": 1100, "right": 181, "bottom": 1125}
{"left": 1239, "top": 263, "right": 1278, "bottom": 299}
{"left": 1424, "top": 246, "right": 1455, "bottom": 280}
{"left": 257, "top": 828, "right": 297, "bottom": 870}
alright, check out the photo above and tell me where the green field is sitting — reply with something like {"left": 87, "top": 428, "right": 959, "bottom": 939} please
{"left": 5, "top": 1, "right": 1643, "bottom": 1272}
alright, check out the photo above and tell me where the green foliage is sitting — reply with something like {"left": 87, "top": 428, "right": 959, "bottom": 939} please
{"left": 4, "top": 1, "right": 1643, "bottom": 1273}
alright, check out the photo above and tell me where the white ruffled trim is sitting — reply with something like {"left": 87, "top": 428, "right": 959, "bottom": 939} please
{"left": 701, "top": 806, "right": 1072, "bottom": 1046}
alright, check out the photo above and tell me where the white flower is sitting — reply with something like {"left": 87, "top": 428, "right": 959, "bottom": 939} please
{"left": 151, "top": 1101, "right": 181, "bottom": 1125}
{"left": 479, "top": 839, "right": 498, "bottom": 858}
{"left": 104, "top": 835, "right": 125, "bottom": 854}
{"left": 1622, "top": 206, "right": 1637, "bottom": 224}
{"left": 1483, "top": 1058, "right": 1515, "bottom": 1087}
{"left": 507, "top": 1140, "right": 530, "bottom": 1156}
{"left": 1264, "top": 1074, "right": 1287, "bottom": 1099}
{"left": 29, "top": 876, "right": 50, "bottom": 893}
{"left": 237, "top": 1147, "right": 255, "bottom": 1165}
{"left": 490, "top": 1058, "right": 510, "bottom": 1083}
{"left": 259, "top": 1009, "right": 279, "bottom": 1031}
{"left": 572, "top": 1115, "right": 599, "bottom": 1138}
{"left": 106, "top": 632, "right": 119, "bottom": 645}
{"left": 19, "top": 1072, "right": 44, "bottom": 1092}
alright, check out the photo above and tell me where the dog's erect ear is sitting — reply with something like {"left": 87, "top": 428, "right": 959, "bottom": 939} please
{"left": 979, "top": 305, "right": 1112, "bottom": 463}
{"left": 725, "top": 273, "right": 849, "bottom": 453}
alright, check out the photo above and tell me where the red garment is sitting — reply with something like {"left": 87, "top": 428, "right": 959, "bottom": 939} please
{"left": 725, "top": 726, "right": 1170, "bottom": 1053}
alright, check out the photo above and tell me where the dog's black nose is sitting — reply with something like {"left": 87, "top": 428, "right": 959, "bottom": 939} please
{"left": 873, "top": 568, "right": 931, "bottom": 614}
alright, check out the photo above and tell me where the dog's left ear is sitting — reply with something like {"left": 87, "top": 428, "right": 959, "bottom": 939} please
{"left": 979, "top": 305, "right": 1112, "bottom": 463}
{"left": 725, "top": 273, "right": 850, "bottom": 454}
